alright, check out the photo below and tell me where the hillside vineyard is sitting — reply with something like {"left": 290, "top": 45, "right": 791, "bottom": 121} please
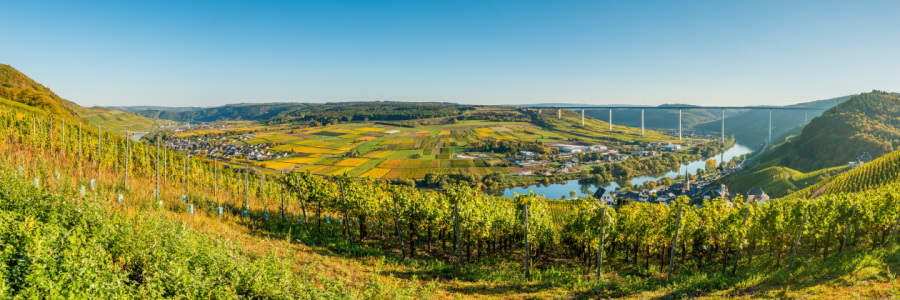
{"left": 4, "top": 105, "right": 900, "bottom": 284}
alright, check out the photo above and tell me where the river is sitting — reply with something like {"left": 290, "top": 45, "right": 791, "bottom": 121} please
{"left": 498, "top": 143, "right": 755, "bottom": 199}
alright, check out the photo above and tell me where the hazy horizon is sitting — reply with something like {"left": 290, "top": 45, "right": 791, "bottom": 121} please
{"left": 3, "top": 0, "right": 899, "bottom": 108}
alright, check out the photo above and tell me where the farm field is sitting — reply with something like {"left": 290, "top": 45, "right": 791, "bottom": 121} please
{"left": 235, "top": 121, "right": 529, "bottom": 178}
{"left": 190, "top": 113, "right": 699, "bottom": 180}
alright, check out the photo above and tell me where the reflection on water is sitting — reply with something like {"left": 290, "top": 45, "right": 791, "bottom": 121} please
{"left": 499, "top": 144, "right": 754, "bottom": 199}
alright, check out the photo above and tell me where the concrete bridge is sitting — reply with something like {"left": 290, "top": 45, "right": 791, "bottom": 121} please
{"left": 525, "top": 105, "right": 831, "bottom": 144}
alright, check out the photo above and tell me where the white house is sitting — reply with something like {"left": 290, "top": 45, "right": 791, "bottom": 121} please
{"left": 593, "top": 188, "right": 615, "bottom": 205}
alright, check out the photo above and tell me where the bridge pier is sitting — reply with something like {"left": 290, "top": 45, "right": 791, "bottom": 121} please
{"left": 558, "top": 109, "right": 561, "bottom": 119}
{"left": 768, "top": 109, "right": 772, "bottom": 143}
{"left": 538, "top": 108, "right": 541, "bottom": 114}
{"left": 641, "top": 108, "right": 644, "bottom": 135}
{"left": 581, "top": 109, "right": 585, "bottom": 126}
{"left": 608, "top": 108, "right": 612, "bottom": 131}
{"left": 721, "top": 108, "right": 725, "bottom": 143}
{"left": 678, "top": 109, "right": 682, "bottom": 140}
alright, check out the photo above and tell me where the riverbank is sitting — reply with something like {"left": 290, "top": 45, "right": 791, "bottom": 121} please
{"left": 496, "top": 140, "right": 749, "bottom": 199}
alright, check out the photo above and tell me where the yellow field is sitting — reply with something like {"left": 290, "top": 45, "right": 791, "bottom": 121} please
{"left": 378, "top": 159, "right": 403, "bottom": 168}
{"left": 320, "top": 166, "right": 353, "bottom": 175}
{"left": 438, "top": 130, "right": 450, "bottom": 135}
{"left": 260, "top": 161, "right": 295, "bottom": 169}
{"left": 334, "top": 144, "right": 356, "bottom": 151}
{"left": 296, "top": 140, "right": 337, "bottom": 147}
{"left": 282, "top": 157, "right": 321, "bottom": 164}
{"left": 360, "top": 168, "right": 391, "bottom": 178}
{"left": 357, "top": 127, "right": 384, "bottom": 132}
{"left": 299, "top": 165, "right": 329, "bottom": 173}
{"left": 274, "top": 145, "right": 341, "bottom": 154}
{"left": 357, "top": 136, "right": 378, "bottom": 141}
{"left": 363, "top": 151, "right": 392, "bottom": 158}
{"left": 335, "top": 158, "right": 368, "bottom": 167}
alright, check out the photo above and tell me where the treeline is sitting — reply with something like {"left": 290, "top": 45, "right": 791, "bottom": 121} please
{"left": 579, "top": 141, "right": 731, "bottom": 185}
{"left": 421, "top": 172, "right": 505, "bottom": 190}
{"left": 139, "top": 101, "right": 474, "bottom": 125}
{"left": 459, "top": 111, "right": 532, "bottom": 122}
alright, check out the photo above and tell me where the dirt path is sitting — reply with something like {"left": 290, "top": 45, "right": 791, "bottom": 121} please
{"left": 809, "top": 182, "right": 830, "bottom": 199}
{"left": 782, "top": 166, "right": 796, "bottom": 186}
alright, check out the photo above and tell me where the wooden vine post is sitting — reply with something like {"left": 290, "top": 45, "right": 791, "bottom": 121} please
{"left": 523, "top": 201, "right": 531, "bottom": 280}
{"left": 393, "top": 193, "right": 405, "bottom": 260}
{"left": 280, "top": 170, "right": 285, "bottom": 221}
{"left": 840, "top": 203, "right": 858, "bottom": 254}
{"left": 98, "top": 125, "right": 101, "bottom": 182}
{"left": 598, "top": 205, "right": 606, "bottom": 279}
{"left": 244, "top": 164, "right": 249, "bottom": 217}
{"left": 731, "top": 208, "right": 750, "bottom": 276}
{"left": 125, "top": 131, "right": 129, "bottom": 188}
{"left": 339, "top": 180, "right": 353, "bottom": 254}
{"left": 60, "top": 119, "right": 65, "bottom": 155}
{"left": 454, "top": 203, "right": 461, "bottom": 266}
{"left": 668, "top": 205, "right": 682, "bottom": 280}
{"left": 889, "top": 206, "right": 900, "bottom": 245}
{"left": 156, "top": 135, "right": 160, "bottom": 206}
{"left": 295, "top": 175, "right": 309, "bottom": 226}
{"left": 789, "top": 202, "right": 810, "bottom": 268}
{"left": 78, "top": 122, "right": 82, "bottom": 176}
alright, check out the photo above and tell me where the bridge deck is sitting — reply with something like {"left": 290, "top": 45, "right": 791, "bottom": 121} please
{"left": 521, "top": 105, "right": 827, "bottom": 110}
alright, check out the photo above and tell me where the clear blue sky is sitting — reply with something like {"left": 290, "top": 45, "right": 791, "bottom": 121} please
{"left": 3, "top": 0, "right": 899, "bottom": 107}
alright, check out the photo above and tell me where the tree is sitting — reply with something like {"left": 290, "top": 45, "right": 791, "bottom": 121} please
{"left": 705, "top": 159, "right": 717, "bottom": 173}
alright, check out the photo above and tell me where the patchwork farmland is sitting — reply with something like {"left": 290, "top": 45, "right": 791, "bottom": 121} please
{"left": 249, "top": 122, "right": 530, "bottom": 179}
{"left": 170, "top": 109, "right": 694, "bottom": 181}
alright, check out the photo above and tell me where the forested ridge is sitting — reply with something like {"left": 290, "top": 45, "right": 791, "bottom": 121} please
{"left": 757, "top": 91, "right": 900, "bottom": 172}
{"left": 138, "top": 101, "right": 475, "bottom": 125}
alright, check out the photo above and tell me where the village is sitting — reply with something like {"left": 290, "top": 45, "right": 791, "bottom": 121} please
{"left": 589, "top": 161, "right": 765, "bottom": 208}
{"left": 163, "top": 134, "right": 291, "bottom": 161}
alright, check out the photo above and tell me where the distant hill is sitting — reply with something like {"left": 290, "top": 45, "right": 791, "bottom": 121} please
{"left": 693, "top": 96, "right": 847, "bottom": 148}
{"left": 752, "top": 91, "right": 900, "bottom": 172}
{"left": 69, "top": 105, "right": 178, "bottom": 135}
{"left": 106, "top": 106, "right": 206, "bottom": 113}
{"left": 0, "top": 64, "right": 75, "bottom": 117}
{"left": 136, "top": 101, "right": 475, "bottom": 125}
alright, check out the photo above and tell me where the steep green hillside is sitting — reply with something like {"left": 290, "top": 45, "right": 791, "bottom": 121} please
{"left": 583, "top": 105, "right": 744, "bottom": 129}
{"left": 763, "top": 91, "right": 900, "bottom": 172}
{"left": 818, "top": 148, "right": 900, "bottom": 196}
{"left": 1, "top": 64, "right": 175, "bottom": 136}
{"left": 724, "top": 165, "right": 844, "bottom": 198}
{"left": 694, "top": 96, "right": 847, "bottom": 148}
{"left": 0, "top": 64, "right": 75, "bottom": 117}
{"left": 69, "top": 104, "right": 176, "bottom": 136}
